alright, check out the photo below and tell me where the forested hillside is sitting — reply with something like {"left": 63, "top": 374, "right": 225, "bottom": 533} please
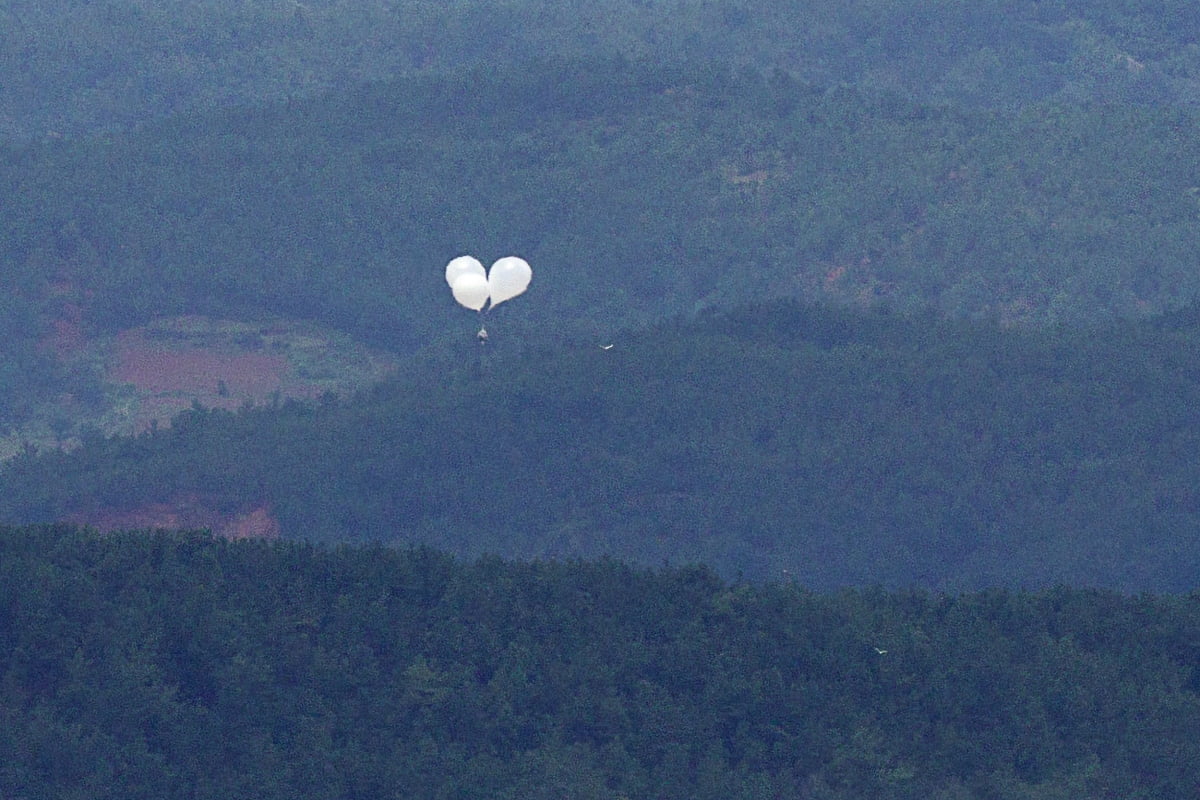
{"left": 5, "top": 0, "right": 1200, "bottom": 141}
{"left": 7, "top": 4, "right": 1200, "bottom": 796}
{"left": 3, "top": 525, "right": 1198, "bottom": 799}
{"left": 5, "top": 59, "right": 1200, "bottom": 433}
{"left": 4, "top": 2, "right": 1200, "bottom": 591}
{"left": 5, "top": 301, "right": 1200, "bottom": 591}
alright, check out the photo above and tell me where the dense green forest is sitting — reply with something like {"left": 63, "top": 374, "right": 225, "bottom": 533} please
{"left": 6, "top": 4, "right": 1200, "bottom": 793}
{"left": 6, "top": 0, "right": 1200, "bottom": 429}
{"left": 5, "top": 301, "right": 1200, "bottom": 591}
{"left": 5, "top": 0, "right": 1200, "bottom": 142}
{"left": 6, "top": 57, "right": 1200, "bottom": 427}
{"left": 3, "top": 525, "right": 1199, "bottom": 799}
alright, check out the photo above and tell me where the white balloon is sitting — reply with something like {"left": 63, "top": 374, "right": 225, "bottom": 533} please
{"left": 451, "top": 272, "right": 489, "bottom": 311}
{"left": 487, "top": 257, "right": 532, "bottom": 308}
{"left": 445, "top": 255, "right": 485, "bottom": 288}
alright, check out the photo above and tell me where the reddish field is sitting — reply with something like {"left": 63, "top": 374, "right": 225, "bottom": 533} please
{"left": 109, "top": 321, "right": 343, "bottom": 433}
{"left": 116, "top": 328, "right": 291, "bottom": 403}
{"left": 43, "top": 315, "right": 397, "bottom": 538}
{"left": 64, "top": 496, "right": 281, "bottom": 540}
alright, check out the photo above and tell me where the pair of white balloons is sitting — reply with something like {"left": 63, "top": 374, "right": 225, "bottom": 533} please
{"left": 446, "top": 255, "right": 532, "bottom": 311}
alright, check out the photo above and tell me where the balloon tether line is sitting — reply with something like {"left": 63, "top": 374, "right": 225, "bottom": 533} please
{"left": 476, "top": 308, "right": 489, "bottom": 345}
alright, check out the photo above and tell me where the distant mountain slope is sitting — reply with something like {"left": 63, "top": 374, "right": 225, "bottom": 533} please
{"left": 6, "top": 61, "right": 1200, "bottom": 432}
{"left": 5, "top": 301, "right": 1200, "bottom": 591}
{"left": 5, "top": 0, "right": 1200, "bottom": 140}
{"left": 12, "top": 60, "right": 1200, "bottom": 335}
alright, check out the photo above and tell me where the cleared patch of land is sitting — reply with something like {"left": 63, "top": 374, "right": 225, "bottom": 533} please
{"left": 61, "top": 495, "right": 281, "bottom": 540}
{"left": 1, "top": 315, "right": 399, "bottom": 461}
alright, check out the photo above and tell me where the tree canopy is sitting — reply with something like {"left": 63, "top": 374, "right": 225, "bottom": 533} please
{"left": 3, "top": 524, "right": 1198, "bottom": 799}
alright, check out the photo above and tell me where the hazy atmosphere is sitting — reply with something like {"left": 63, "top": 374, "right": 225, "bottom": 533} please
{"left": 3, "top": 1, "right": 1200, "bottom": 797}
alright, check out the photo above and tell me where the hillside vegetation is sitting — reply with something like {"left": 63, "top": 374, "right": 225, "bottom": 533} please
{"left": 5, "top": 60, "right": 1200, "bottom": 430}
{"left": 5, "top": 301, "right": 1200, "bottom": 591}
{"left": 6, "top": 0, "right": 1200, "bottom": 141}
{"left": 4, "top": 1, "right": 1200, "bottom": 593}
{"left": 5, "top": 6, "right": 1200, "bottom": 793}
{"left": 3, "top": 525, "right": 1198, "bottom": 799}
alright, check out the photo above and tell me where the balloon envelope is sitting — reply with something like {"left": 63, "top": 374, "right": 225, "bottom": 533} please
{"left": 488, "top": 257, "right": 532, "bottom": 308}
{"left": 451, "top": 272, "right": 490, "bottom": 311}
{"left": 445, "top": 255, "right": 485, "bottom": 288}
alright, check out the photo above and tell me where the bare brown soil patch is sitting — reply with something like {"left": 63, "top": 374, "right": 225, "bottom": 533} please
{"left": 5, "top": 313, "right": 399, "bottom": 541}
{"left": 65, "top": 495, "right": 281, "bottom": 540}
{"left": 115, "top": 329, "right": 289, "bottom": 397}
{"left": 112, "top": 325, "right": 302, "bottom": 429}
{"left": 101, "top": 315, "right": 397, "bottom": 435}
